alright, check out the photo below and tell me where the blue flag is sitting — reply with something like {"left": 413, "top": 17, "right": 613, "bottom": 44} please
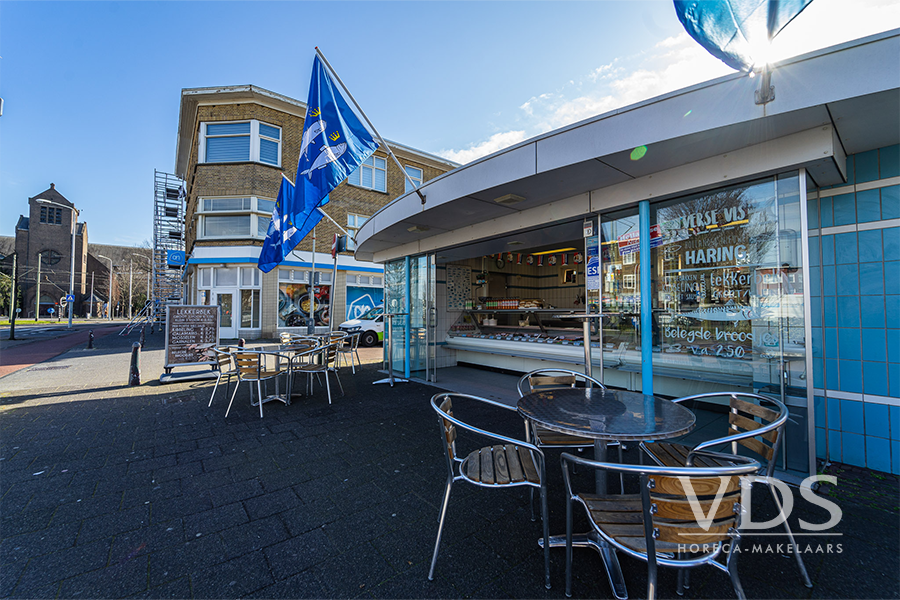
{"left": 674, "top": 0, "right": 814, "bottom": 71}
{"left": 258, "top": 54, "right": 379, "bottom": 272}
{"left": 291, "top": 55, "right": 379, "bottom": 239}
{"left": 258, "top": 175, "right": 305, "bottom": 273}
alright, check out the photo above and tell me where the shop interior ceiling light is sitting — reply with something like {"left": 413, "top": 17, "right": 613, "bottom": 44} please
{"left": 493, "top": 194, "right": 525, "bottom": 206}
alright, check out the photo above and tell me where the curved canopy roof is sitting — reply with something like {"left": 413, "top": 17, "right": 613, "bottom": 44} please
{"left": 356, "top": 30, "right": 899, "bottom": 263}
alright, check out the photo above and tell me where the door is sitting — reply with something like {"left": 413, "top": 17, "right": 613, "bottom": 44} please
{"left": 214, "top": 290, "right": 238, "bottom": 339}
{"left": 409, "top": 254, "right": 437, "bottom": 381}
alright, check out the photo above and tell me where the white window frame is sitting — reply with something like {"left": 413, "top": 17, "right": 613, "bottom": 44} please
{"left": 348, "top": 156, "right": 387, "bottom": 192}
{"left": 196, "top": 196, "right": 276, "bottom": 240}
{"left": 199, "top": 120, "right": 282, "bottom": 167}
{"left": 404, "top": 165, "right": 423, "bottom": 193}
{"left": 346, "top": 213, "right": 369, "bottom": 252}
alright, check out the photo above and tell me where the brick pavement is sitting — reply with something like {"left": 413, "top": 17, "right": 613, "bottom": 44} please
{"left": 0, "top": 330, "right": 897, "bottom": 599}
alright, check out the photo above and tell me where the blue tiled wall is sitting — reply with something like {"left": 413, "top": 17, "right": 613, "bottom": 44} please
{"left": 810, "top": 144, "right": 900, "bottom": 474}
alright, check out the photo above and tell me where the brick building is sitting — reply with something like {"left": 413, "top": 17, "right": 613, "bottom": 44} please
{"left": 11, "top": 184, "right": 125, "bottom": 319}
{"left": 174, "top": 85, "right": 456, "bottom": 339}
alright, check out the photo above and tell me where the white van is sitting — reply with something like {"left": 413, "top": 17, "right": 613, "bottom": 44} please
{"left": 338, "top": 305, "right": 384, "bottom": 346}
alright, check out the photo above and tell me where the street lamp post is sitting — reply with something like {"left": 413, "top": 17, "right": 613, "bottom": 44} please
{"left": 36, "top": 199, "right": 79, "bottom": 329}
{"left": 98, "top": 255, "right": 113, "bottom": 321}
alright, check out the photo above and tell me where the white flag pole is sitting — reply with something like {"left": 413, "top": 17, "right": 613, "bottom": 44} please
{"left": 315, "top": 47, "right": 427, "bottom": 205}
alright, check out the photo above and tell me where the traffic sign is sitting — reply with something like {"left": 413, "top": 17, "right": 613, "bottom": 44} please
{"left": 65, "top": 294, "right": 75, "bottom": 302}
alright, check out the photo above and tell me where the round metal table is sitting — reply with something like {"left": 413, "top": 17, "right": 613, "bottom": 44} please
{"left": 517, "top": 387, "right": 696, "bottom": 599}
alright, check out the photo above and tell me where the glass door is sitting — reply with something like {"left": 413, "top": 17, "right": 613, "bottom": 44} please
{"left": 409, "top": 254, "right": 436, "bottom": 381}
{"left": 383, "top": 255, "right": 437, "bottom": 381}
{"left": 214, "top": 290, "right": 238, "bottom": 339}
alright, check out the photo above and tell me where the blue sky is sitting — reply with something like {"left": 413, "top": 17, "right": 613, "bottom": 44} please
{"left": 1, "top": 0, "right": 896, "bottom": 246}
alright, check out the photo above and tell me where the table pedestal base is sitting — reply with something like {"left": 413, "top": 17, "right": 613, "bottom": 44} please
{"left": 539, "top": 532, "right": 628, "bottom": 599}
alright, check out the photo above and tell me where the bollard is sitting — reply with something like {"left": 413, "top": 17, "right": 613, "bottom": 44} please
{"left": 129, "top": 342, "right": 141, "bottom": 386}
{"left": 238, "top": 338, "right": 245, "bottom": 348}
{"left": 139, "top": 326, "right": 146, "bottom": 349}
{"left": 87, "top": 330, "right": 94, "bottom": 349}
{"left": 150, "top": 324, "right": 154, "bottom": 335}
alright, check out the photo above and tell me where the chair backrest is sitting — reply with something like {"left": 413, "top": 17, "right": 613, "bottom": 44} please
{"left": 684, "top": 392, "right": 787, "bottom": 471}
{"left": 323, "top": 341, "right": 340, "bottom": 368}
{"left": 279, "top": 332, "right": 292, "bottom": 345}
{"left": 644, "top": 472, "right": 742, "bottom": 546}
{"left": 343, "top": 331, "right": 361, "bottom": 351}
{"left": 212, "top": 348, "right": 234, "bottom": 372}
{"left": 433, "top": 394, "right": 458, "bottom": 465}
{"left": 517, "top": 368, "right": 606, "bottom": 398}
{"left": 233, "top": 352, "right": 261, "bottom": 380}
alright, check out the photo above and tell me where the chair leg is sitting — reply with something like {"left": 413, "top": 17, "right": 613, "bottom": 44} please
{"left": 257, "top": 380, "right": 264, "bottom": 418}
{"left": 333, "top": 368, "right": 344, "bottom": 396}
{"left": 769, "top": 481, "right": 813, "bottom": 587}
{"left": 324, "top": 369, "right": 332, "bottom": 405}
{"left": 565, "top": 494, "right": 573, "bottom": 598}
{"left": 225, "top": 381, "right": 240, "bottom": 417}
{"left": 428, "top": 476, "right": 454, "bottom": 581}
{"left": 208, "top": 373, "right": 222, "bottom": 407}
{"left": 727, "top": 539, "right": 746, "bottom": 600}
{"left": 540, "top": 484, "right": 550, "bottom": 589}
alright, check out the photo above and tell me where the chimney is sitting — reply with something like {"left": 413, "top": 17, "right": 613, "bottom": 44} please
{"left": 50, "top": 183, "right": 55, "bottom": 189}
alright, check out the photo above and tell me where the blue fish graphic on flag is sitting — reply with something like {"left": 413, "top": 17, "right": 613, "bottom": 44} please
{"left": 258, "top": 54, "right": 379, "bottom": 272}
{"left": 674, "top": 0, "right": 814, "bottom": 71}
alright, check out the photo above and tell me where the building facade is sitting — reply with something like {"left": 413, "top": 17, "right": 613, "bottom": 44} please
{"left": 174, "top": 85, "right": 456, "bottom": 340}
{"left": 355, "top": 31, "right": 900, "bottom": 476}
{"left": 14, "top": 184, "right": 89, "bottom": 318}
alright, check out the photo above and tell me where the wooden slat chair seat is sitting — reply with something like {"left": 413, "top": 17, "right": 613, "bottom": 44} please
{"left": 429, "top": 393, "right": 551, "bottom": 590}
{"left": 640, "top": 392, "right": 812, "bottom": 590}
{"left": 562, "top": 452, "right": 760, "bottom": 599}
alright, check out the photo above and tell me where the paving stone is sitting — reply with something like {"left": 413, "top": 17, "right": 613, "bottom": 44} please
{"left": 264, "top": 527, "right": 335, "bottom": 580}
{"left": 244, "top": 567, "right": 326, "bottom": 599}
{"left": 313, "top": 541, "right": 398, "bottom": 599}
{"left": 14, "top": 538, "right": 112, "bottom": 592}
{"left": 182, "top": 502, "right": 248, "bottom": 540}
{"left": 221, "top": 514, "right": 290, "bottom": 559}
{"left": 189, "top": 550, "right": 273, "bottom": 599}
{"left": 57, "top": 554, "right": 149, "bottom": 599}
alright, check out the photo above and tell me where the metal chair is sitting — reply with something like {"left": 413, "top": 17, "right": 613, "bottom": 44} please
{"left": 429, "top": 392, "right": 551, "bottom": 589}
{"left": 225, "top": 351, "right": 284, "bottom": 418}
{"left": 295, "top": 341, "right": 343, "bottom": 404}
{"left": 640, "top": 392, "right": 812, "bottom": 590}
{"left": 336, "top": 330, "right": 362, "bottom": 374}
{"left": 561, "top": 450, "right": 761, "bottom": 599}
{"left": 208, "top": 348, "right": 238, "bottom": 407}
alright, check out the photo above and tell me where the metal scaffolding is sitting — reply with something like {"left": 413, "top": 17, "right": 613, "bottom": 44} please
{"left": 152, "top": 170, "right": 186, "bottom": 324}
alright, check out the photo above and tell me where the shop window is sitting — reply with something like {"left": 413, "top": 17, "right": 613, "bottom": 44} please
{"left": 199, "top": 268, "right": 212, "bottom": 288}
{"left": 404, "top": 165, "right": 423, "bottom": 193}
{"left": 348, "top": 156, "right": 386, "bottom": 192}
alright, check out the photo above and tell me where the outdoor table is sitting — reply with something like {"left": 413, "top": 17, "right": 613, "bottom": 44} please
{"left": 276, "top": 343, "right": 317, "bottom": 402}
{"left": 517, "top": 387, "right": 696, "bottom": 599}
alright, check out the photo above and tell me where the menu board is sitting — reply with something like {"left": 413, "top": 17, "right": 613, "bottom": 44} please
{"left": 165, "top": 305, "right": 219, "bottom": 368}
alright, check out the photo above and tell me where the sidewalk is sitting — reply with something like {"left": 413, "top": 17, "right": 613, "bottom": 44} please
{"left": 0, "top": 331, "right": 897, "bottom": 599}
{"left": 0, "top": 323, "right": 122, "bottom": 379}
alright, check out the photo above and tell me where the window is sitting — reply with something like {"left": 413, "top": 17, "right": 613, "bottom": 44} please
{"left": 201, "top": 120, "right": 281, "bottom": 167}
{"left": 346, "top": 214, "right": 368, "bottom": 251}
{"left": 241, "top": 290, "right": 261, "bottom": 328}
{"left": 39, "top": 206, "right": 63, "bottom": 224}
{"left": 39, "top": 250, "right": 62, "bottom": 266}
{"left": 405, "top": 166, "right": 423, "bottom": 193}
{"left": 623, "top": 274, "right": 636, "bottom": 289}
{"left": 348, "top": 156, "right": 387, "bottom": 192}
{"left": 197, "top": 196, "right": 275, "bottom": 240}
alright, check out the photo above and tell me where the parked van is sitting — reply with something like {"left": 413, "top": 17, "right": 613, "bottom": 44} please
{"left": 338, "top": 305, "right": 384, "bottom": 346}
